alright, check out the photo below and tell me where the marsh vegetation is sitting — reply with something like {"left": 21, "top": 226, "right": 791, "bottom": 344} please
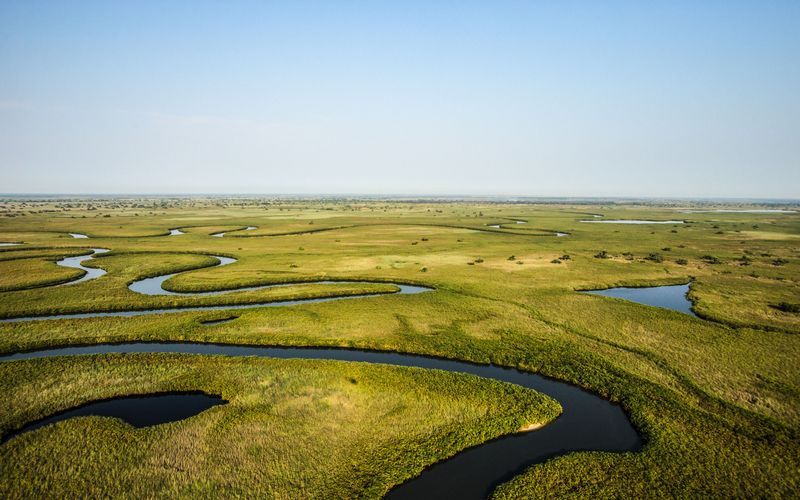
{"left": 0, "top": 198, "right": 798, "bottom": 498}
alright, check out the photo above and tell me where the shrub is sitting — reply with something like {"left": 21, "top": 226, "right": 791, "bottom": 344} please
{"left": 507, "top": 255, "right": 516, "bottom": 261}
{"left": 474, "top": 258, "right": 484, "bottom": 264}
{"left": 560, "top": 254, "right": 571, "bottom": 260}
{"left": 676, "top": 258, "right": 688, "bottom": 265}
{"left": 774, "top": 302, "right": 800, "bottom": 313}
{"left": 594, "top": 250, "right": 609, "bottom": 259}
{"left": 551, "top": 259, "right": 561, "bottom": 264}
{"left": 701, "top": 255, "right": 721, "bottom": 264}
{"left": 645, "top": 253, "right": 664, "bottom": 263}
{"left": 420, "top": 267, "right": 428, "bottom": 272}
{"left": 662, "top": 247, "right": 672, "bottom": 252}
{"left": 772, "top": 258, "right": 789, "bottom": 266}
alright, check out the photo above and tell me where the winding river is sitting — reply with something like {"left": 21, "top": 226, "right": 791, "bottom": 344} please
{"left": 0, "top": 249, "right": 644, "bottom": 498}
{"left": 0, "top": 253, "right": 431, "bottom": 323}
{"left": 0, "top": 343, "right": 642, "bottom": 499}
{"left": 55, "top": 248, "right": 110, "bottom": 286}
{"left": 211, "top": 226, "right": 257, "bottom": 237}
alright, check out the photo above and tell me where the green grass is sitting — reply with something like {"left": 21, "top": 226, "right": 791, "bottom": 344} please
{"left": 0, "top": 198, "right": 799, "bottom": 497}
{"left": 1, "top": 354, "right": 559, "bottom": 499}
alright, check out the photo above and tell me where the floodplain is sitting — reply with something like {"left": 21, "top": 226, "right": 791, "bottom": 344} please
{"left": 0, "top": 198, "right": 798, "bottom": 498}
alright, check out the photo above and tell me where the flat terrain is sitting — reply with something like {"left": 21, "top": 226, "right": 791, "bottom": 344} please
{"left": 1, "top": 198, "right": 799, "bottom": 497}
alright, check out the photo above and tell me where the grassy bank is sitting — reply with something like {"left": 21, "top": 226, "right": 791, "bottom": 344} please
{"left": 1, "top": 354, "right": 559, "bottom": 498}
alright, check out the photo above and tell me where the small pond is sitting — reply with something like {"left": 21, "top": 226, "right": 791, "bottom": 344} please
{"left": 582, "top": 283, "right": 696, "bottom": 316}
{"left": 3, "top": 392, "right": 226, "bottom": 443}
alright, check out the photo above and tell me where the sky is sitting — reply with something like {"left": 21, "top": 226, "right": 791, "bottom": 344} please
{"left": 1, "top": 1, "right": 798, "bottom": 198}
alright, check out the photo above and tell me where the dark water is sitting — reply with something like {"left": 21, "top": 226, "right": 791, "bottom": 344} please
{"left": 583, "top": 283, "right": 696, "bottom": 316}
{"left": 200, "top": 316, "right": 239, "bottom": 325}
{"left": 0, "top": 343, "right": 642, "bottom": 499}
{"left": 2, "top": 392, "right": 226, "bottom": 444}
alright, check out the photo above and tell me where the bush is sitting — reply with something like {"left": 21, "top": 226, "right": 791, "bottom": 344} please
{"left": 560, "top": 254, "right": 570, "bottom": 260}
{"left": 676, "top": 258, "right": 688, "bottom": 265}
{"left": 551, "top": 259, "right": 561, "bottom": 264}
{"left": 772, "top": 258, "right": 789, "bottom": 266}
{"left": 645, "top": 253, "right": 664, "bottom": 263}
{"left": 701, "top": 255, "right": 721, "bottom": 264}
{"left": 594, "top": 250, "right": 609, "bottom": 259}
{"left": 508, "top": 255, "right": 516, "bottom": 261}
{"left": 774, "top": 302, "right": 800, "bottom": 313}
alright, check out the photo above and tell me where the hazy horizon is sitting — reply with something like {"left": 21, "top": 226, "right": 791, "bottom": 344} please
{"left": 2, "top": 1, "right": 798, "bottom": 198}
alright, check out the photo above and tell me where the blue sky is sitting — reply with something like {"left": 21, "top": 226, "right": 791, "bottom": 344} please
{"left": 1, "top": 1, "right": 798, "bottom": 197}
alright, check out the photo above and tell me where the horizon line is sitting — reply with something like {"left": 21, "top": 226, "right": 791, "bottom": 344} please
{"left": 1, "top": 193, "right": 799, "bottom": 204}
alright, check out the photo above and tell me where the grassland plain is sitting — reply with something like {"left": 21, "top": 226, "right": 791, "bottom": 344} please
{"left": 0, "top": 198, "right": 798, "bottom": 497}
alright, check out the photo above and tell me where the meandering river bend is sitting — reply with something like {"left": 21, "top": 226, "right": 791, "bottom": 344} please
{"left": 1, "top": 250, "right": 643, "bottom": 499}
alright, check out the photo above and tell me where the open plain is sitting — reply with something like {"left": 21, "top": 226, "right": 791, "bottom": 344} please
{"left": 0, "top": 198, "right": 798, "bottom": 498}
